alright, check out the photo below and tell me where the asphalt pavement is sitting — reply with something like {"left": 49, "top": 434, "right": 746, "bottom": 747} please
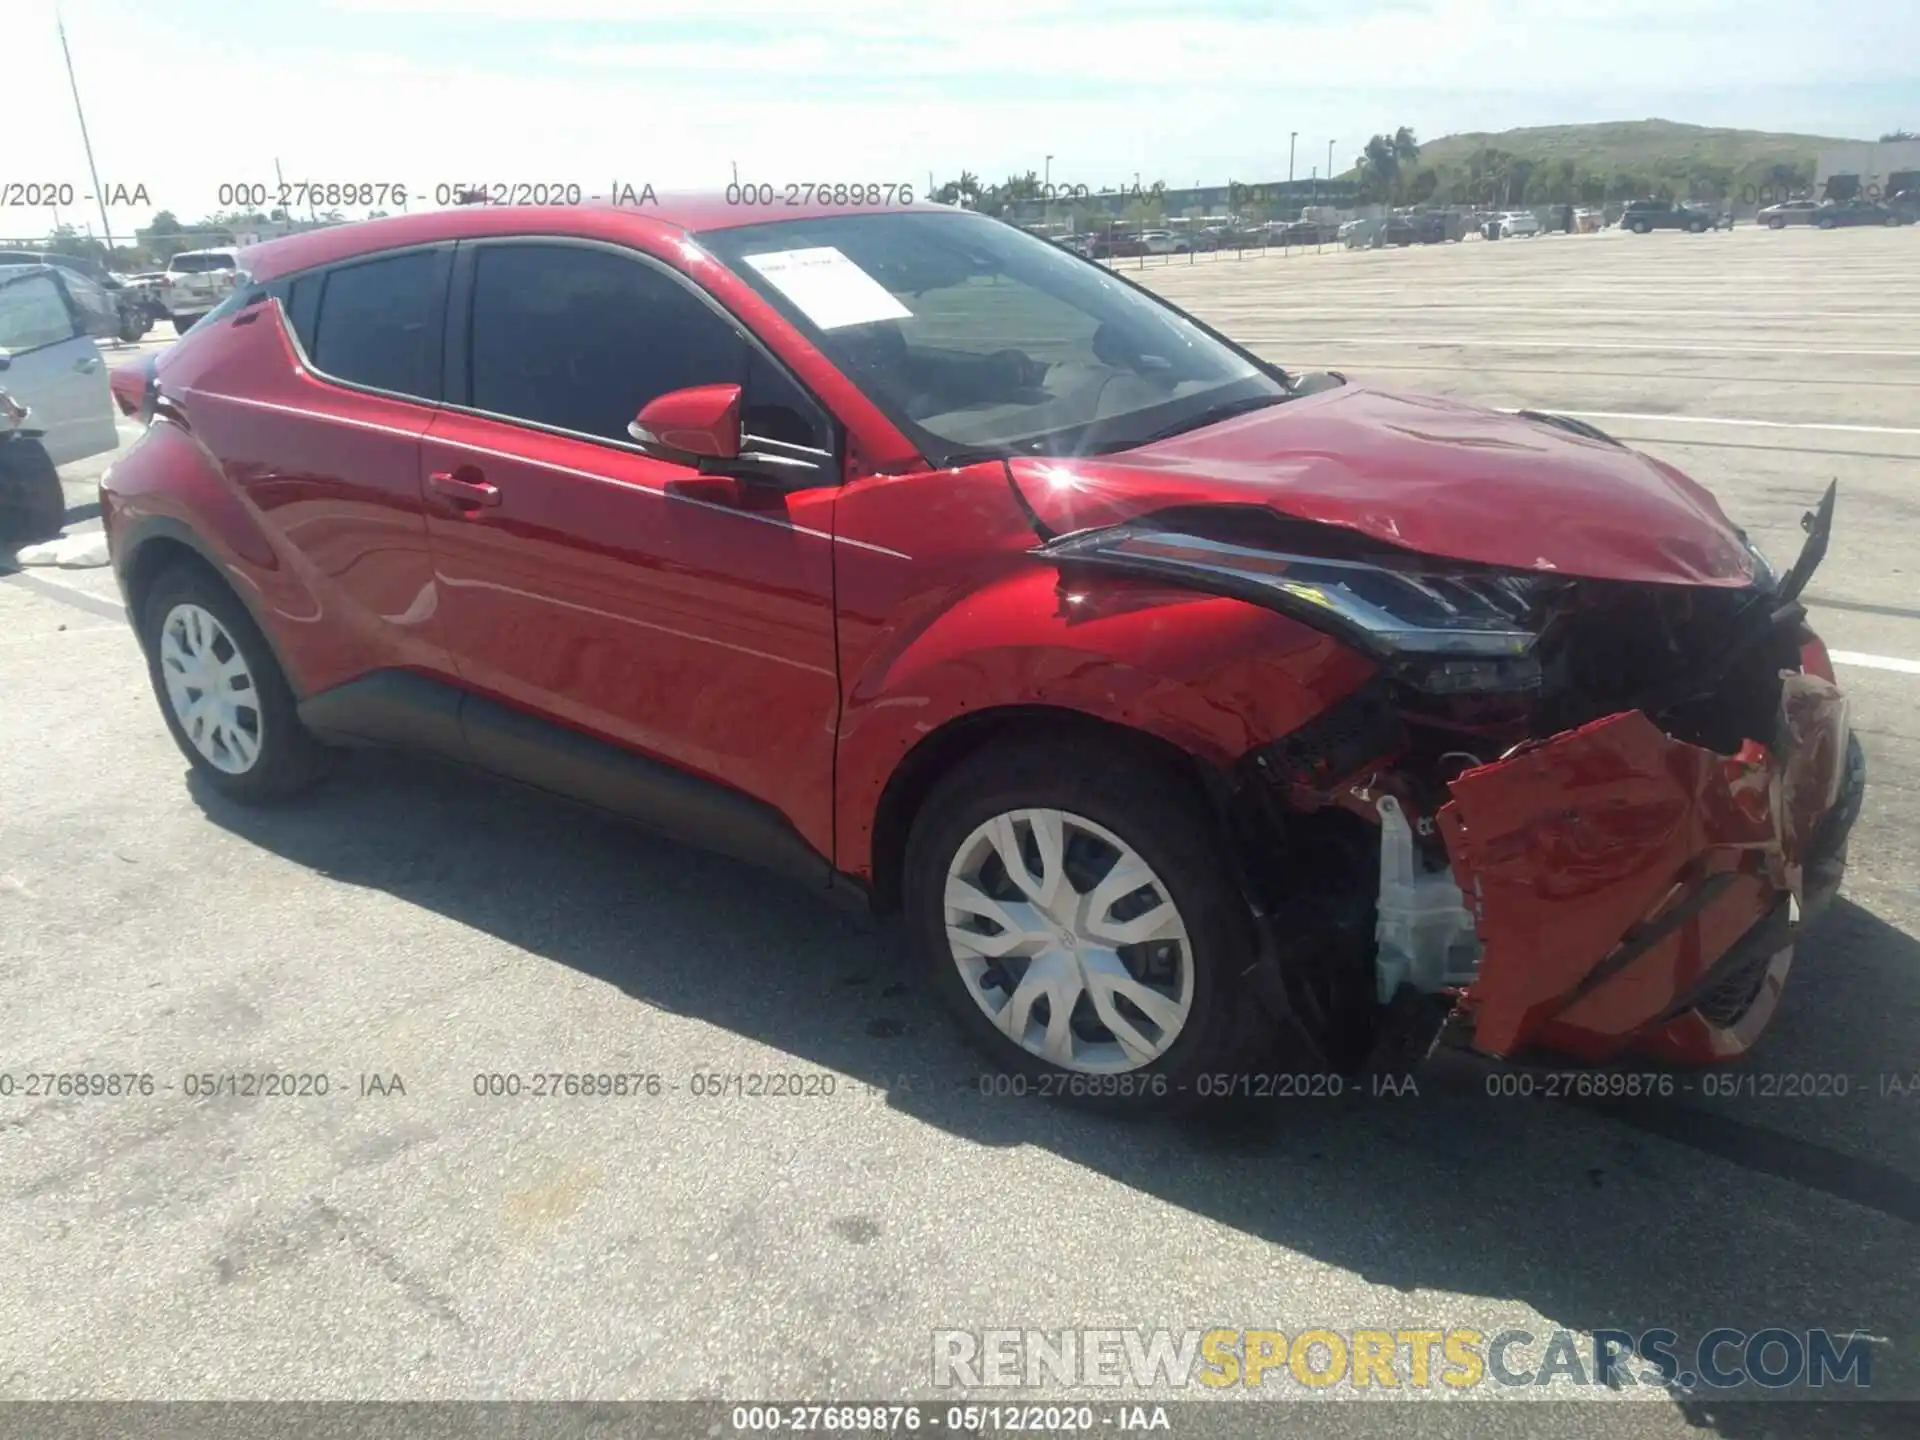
{"left": 1, "top": 226, "right": 1915, "bottom": 1438}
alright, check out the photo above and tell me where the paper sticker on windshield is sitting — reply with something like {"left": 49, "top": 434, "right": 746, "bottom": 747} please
{"left": 742, "top": 247, "right": 911, "bottom": 330}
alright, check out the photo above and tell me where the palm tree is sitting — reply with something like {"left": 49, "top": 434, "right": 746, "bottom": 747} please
{"left": 932, "top": 171, "right": 982, "bottom": 208}
{"left": 1357, "top": 134, "right": 1399, "bottom": 201}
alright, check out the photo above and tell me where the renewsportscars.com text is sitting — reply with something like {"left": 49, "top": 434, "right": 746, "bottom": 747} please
{"left": 932, "top": 1327, "right": 1874, "bottom": 1392}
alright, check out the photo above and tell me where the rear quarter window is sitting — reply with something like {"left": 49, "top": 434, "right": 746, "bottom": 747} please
{"left": 308, "top": 250, "right": 444, "bottom": 400}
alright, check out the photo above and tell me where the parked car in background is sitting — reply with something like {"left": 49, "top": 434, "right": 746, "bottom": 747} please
{"left": 1814, "top": 198, "right": 1903, "bottom": 228}
{"left": 161, "top": 248, "right": 242, "bottom": 331}
{"left": 99, "top": 197, "right": 1864, "bottom": 1107}
{"left": 1495, "top": 211, "right": 1542, "bottom": 238}
{"left": 1757, "top": 199, "right": 1822, "bottom": 229}
{"left": 0, "top": 250, "right": 153, "bottom": 342}
{"left": 1137, "top": 230, "right": 1181, "bottom": 255}
{"left": 1620, "top": 199, "right": 1715, "bottom": 233}
{"left": 0, "top": 263, "right": 118, "bottom": 500}
{"left": 1277, "top": 219, "right": 1335, "bottom": 245}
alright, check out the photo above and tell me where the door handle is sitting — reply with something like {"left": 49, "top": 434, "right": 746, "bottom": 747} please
{"left": 428, "top": 469, "right": 501, "bottom": 509}
{"left": 75, "top": 357, "right": 103, "bottom": 374}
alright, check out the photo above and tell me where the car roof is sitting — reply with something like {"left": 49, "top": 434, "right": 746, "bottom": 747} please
{"left": 237, "top": 192, "right": 936, "bottom": 283}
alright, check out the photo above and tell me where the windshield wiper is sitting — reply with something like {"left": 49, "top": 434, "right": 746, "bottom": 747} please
{"left": 1102, "top": 393, "right": 1292, "bottom": 452}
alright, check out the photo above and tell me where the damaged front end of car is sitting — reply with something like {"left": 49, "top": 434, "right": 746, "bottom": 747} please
{"left": 1036, "top": 482, "right": 1865, "bottom": 1073}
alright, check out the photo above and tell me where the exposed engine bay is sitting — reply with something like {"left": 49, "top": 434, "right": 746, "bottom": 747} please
{"left": 1031, "top": 462, "right": 1853, "bottom": 1071}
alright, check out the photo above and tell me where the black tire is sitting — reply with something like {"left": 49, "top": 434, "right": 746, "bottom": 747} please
{"left": 1630, "top": 220, "right": 1651, "bottom": 234}
{"left": 903, "top": 738, "right": 1272, "bottom": 1113}
{"left": 139, "top": 561, "right": 332, "bottom": 803}
{"left": 1769, "top": 217, "right": 1786, "bottom": 229}
{"left": 1817, "top": 217, "right": 1835, "bottom": 230}
{"left": 171, "top": 312, "right": 197, "bottom": 334}
{"left": 0, "top": 437, "right": 67, "bottom": 546}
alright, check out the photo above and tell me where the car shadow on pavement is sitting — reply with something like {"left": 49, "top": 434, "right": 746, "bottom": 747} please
{"left": 189, "top": 748, "right": 1920, "bottom": 1435}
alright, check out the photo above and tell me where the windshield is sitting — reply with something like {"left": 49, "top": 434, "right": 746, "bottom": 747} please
{"left": 169, "top": 252, "right": 236, "bottom": 274}
{"left": 698, "top": 210, "right": 1290, "bottom": 465}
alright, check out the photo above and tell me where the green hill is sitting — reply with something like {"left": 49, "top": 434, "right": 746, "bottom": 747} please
{"left": 1346, "top": 119, "right": 1857, "bottom": 206}
{"left": 1414, "top": 118, "right": 1855, "bottom": 172}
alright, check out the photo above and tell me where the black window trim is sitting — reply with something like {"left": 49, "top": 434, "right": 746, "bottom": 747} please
{"left": 441, "top": 234, "right": 843, "bottom": 489}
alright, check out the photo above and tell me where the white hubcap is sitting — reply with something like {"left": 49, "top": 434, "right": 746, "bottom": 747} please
{"left": 159, "top": 603, "right": 262, "bottom": 774}
{"left": 944, "top": 808, "right": 1194, "bottom": 1074}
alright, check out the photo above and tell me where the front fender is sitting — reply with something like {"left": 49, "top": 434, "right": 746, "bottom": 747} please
{"left": 835, "top": 564, "right": 1377, "bottom": 879}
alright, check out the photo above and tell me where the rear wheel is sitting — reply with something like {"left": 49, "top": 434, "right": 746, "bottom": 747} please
{"left": 903, "top": 739, "right": 1270, "bottom": 1112}
{"left": 171, "top": 312, "right": 198, "bottom": 334}
{"left": 1769, "top": 216, "right": 1786, "bottom": 229}
{"left": 1817, "top": 216, "right": 1836, "bottom": 230}
{"left": 140, "top": 563, "right": 332, "bottom": 802}
{"left": 0, "top": 437, "right": 66, "bottom": 545}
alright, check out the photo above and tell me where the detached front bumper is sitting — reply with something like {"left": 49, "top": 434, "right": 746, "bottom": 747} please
{"left": 1437, "top": 671, "right": 1863, "bottom": 1066}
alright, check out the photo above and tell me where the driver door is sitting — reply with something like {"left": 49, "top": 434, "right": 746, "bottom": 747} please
{"left": 0, "top": 269, "right": 117, "bottom": 466}
{"left": 420, "top": 238, "right": 845, "bottom": 864}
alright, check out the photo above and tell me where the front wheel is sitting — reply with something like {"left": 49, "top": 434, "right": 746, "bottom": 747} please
{"left": 140, "top": 563, "right": 332, "bottom": 802}
{"left": 1631, "top": 220, "right": 1651, "bottom": 233}
{"left": 171, "top": 312, "right": 198, "bottom": 334}
{"left": 903, "top": 739, "right": 1271, "bottom": 1112}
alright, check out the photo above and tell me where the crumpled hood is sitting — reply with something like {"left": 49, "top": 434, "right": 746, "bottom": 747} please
{"left": 1010, "top": 384, "right": 1756, "bottom": 585}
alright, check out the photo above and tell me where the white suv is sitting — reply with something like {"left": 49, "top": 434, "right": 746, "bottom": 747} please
{"left": 161, "top": 248, "right": 241, "bottom": 333}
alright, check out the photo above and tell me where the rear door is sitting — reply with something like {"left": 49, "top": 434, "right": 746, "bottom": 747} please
{"left": 156, "top": 244, "right": 459, "bottom": 696}
{"left": 0, "top": 268, "right": 116, "bottom": 465}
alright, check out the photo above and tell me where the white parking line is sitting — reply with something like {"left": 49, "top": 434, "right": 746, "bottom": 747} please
{"left": 1550, "top": 410, "right": 1920, "bottom": 437}
{"left": 1831, "top": 651, "right": 1920, "bottom": 676}
{"left": 1260, "top": 336, "right": 1920, "bottom": 358}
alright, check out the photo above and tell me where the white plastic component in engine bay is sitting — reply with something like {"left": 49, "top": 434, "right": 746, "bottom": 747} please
{"left": 1374, "top": 794, "right": 1483, "bottom": 1003}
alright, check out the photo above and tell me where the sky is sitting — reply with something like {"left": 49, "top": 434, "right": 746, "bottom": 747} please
{"left": 6, "top": 0, "right": 1916, "bottom": 243}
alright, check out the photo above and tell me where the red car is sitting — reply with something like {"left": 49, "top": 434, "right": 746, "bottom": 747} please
{"left": 101, "top": 196, "right": 1863, "bottom": 1105}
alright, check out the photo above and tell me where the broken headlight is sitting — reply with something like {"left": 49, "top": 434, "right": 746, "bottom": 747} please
{"left": 1042, "top": 525, "right": 1551, "bottom": 694}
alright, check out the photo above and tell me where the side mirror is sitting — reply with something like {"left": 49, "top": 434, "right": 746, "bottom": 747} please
{"left": 628, "top": 384, "right": 741, "bottom": 460}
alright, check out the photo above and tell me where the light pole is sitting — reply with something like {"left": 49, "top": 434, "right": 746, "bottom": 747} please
{"left": 57, "top": 12, "right": 116, "bottom": 254}
{"left": 1289, "top": 131, "right": 1297, "bottom": 191}
{"left": 1328, "top": 139, "right": 1336, "bottom": 191}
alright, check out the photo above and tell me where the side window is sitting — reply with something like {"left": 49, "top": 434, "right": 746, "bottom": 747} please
{"left": 0, "top": 274, "right": 80, "bottom": 353}
{"left": 468, "top": 243, "right": 758, "bottom": 446}
{"left": 743, "top": 345, "right": 830, "bottom": 452}
{"left": 310, "top": 251, "right": 441, "bottom": 399}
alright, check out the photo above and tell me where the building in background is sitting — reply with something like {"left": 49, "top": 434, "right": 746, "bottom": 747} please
{"left": 1816, "top": 139, "right": 1920, "bottom": 199}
